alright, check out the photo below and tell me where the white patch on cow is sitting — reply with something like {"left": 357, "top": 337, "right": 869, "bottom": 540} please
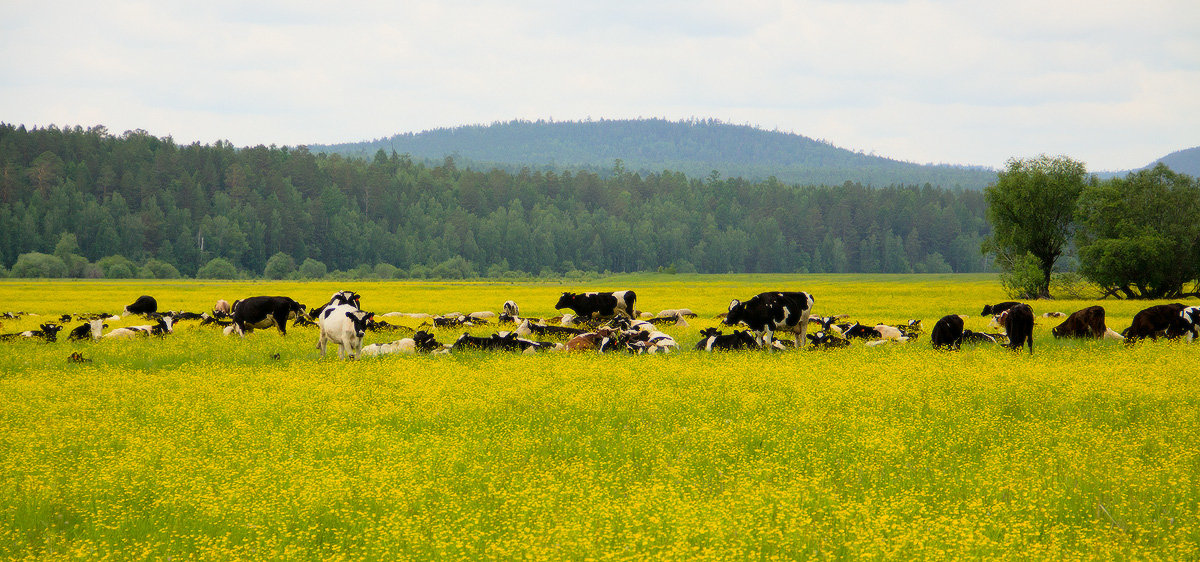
{"left": 874, "top": 324, "right": 903, "bottom": 340}
{"left": 318, "top": 305, "right": 372, "bottom": 359}
{"left": 1103, "top": 328, "right": 1125, "bottom": 340}
{"left": 88, "top": 319, "right": 105, "bottom": 340}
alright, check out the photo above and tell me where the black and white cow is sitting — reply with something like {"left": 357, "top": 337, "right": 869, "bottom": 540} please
{"left": 67, "top": 319, "right": 107, "bottom": 341}
{"left": 930, "top": 315, "right": 965, "bottom": 350}
{"left": 806, "top": 331, "right": 851, "bottom": 350}
{"left": 317, "top": 304, "right": 374, "bottom": 359}
{"left": 0, "top": 323, "right": 63, "bottom": 342}
{"left": 555, "top": 290, "right": 637, "bottom": 319}
{"left": 515, "top": 319, "right": 587, "bottom": 339}
{"left": 308, "top": 291, "right": 361, "bottom": 319}
{"left": 231, "top": 296, "right": 307, "bottom": 337}
{"left": 1173, "top": 306, "right": 1200, "bottom": 341}
{"left": 452, "top": 332, "right": 556, "bottom": 353}
{"left": 503, "top": 301, "right": 520, "bottom": 317}
{"left": 694, "top": 328, "right": 761, "bottom": 352}
{"left": 723, "top": 291, "right": 815, "bottom": 347}
{"left": 123, "top": 295, "right": 158, "bottom": 317}
{"left": 102, "top": 317, "right": 173, "bottom": 339}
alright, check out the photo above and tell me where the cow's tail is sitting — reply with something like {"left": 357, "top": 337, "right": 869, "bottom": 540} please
{"left": 1028, "top": 333, "right": 1034, "bottom": 355}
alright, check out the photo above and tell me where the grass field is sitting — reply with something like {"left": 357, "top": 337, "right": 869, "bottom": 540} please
{"left": 1, "top": 274, "right": 1198, "bottom": 559}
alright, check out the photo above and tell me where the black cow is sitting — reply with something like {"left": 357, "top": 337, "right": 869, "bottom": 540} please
{"left": 123, "top": 295, "right": 158, "bottom": 317}
{"left": 931, "top": 315, "right": 965, "bottom": 349}
{"left": 1125, "top": 303, "right": 1188, "bottom": 342}
{"left": 555, "top": 290, "right": 637, "bottom": 319}
{"left": 723, "top": 291, "right": 815, "bottom": 347}
{"left": 515, "top": 320, "right": 586, "bottom": 339}
{"left": 0, "top": 323, "right": 63, "bottom": 342}
{"left": 960, "top": 330, "right": 1006, "bottom": 345}
{"left": 841, "top": 323, "right": 883, "bottom": 340}
{"left": 981, "top": 301, "right": 1021, "bottom": 316}
{"left": 998, "top": 303, "right": 1035, "bottom": 353}
{"left": 694, "top": 328, "right": 760, "bottom": 351}
{"left": 231, "top": 296, "right": 306, "bottom": 337}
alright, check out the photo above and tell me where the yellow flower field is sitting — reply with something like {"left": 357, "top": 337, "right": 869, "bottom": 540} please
{"left": 1, "top": 274, "right": 1197, "bottom": 559}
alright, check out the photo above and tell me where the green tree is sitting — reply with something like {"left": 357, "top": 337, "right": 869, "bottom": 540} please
{"left": 298, "top": 258, "right": 328, "bottom": 279}
{"left": 263, "top": 252, "right": 296, "bottom": 280}
{"left": 96, "top": 254, "right": 137, "bottom": 279}
{"left": 11, "top": 252, "right": 68, "bottom": 278}
{"left": 984, "top": 155, "right": 1088, "bottom": 298}
{"left": 197, "top": 257, "right": 238, "bottom": 279}
{"left": 1075, "top": 164, "right": 1200, "bottom": 298}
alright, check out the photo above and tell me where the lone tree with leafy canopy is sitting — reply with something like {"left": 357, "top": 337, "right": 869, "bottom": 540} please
{"left": 1075, "top": 164, "right": 1200, "bottom": 299}
{"left": 984, "top": 155, "right": 1088, "bottom": 299}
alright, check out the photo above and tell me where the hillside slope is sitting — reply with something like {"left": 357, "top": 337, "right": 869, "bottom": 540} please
{"left": 309, "top": 119, "right": 998, "bottom": 189}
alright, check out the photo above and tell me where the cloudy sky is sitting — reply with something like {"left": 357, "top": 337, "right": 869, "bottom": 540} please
{"left": 2, "top": 1, "right": 1197, "bottom": 171}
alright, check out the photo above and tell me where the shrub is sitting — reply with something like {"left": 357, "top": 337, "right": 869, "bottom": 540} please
{"left": 264, "top": 252, "right": 296, "bottom": 280}
{"left": 11, "top": 252, "right": 68, "bottom": 278}
{"left": 96, "top": 255, "right": 137, "bottom": 279}
{"left": 197, "top": 258, "right": 238, "bottom": 280}
{"left": 143, "top": 259, "right": 181, "bottom": 279}
{"left": 297, "top": 258, "right": 327, "bottom": 279}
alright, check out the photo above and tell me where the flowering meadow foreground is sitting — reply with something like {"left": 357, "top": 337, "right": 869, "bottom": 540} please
{"left": 1, "top": 274, "right": 1197, "bottom": 559}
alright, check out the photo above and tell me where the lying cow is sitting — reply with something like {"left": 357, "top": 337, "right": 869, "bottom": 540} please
{"left": 67, "top": 319, "right": 107, "bottom": 341}
{"left": 931, "top": 315, "right": 965, "bottom": 350}
{"left": 0, "top": 323, "right": 64, "bottom": 342}
{"left": 361, "top": 331, "right": 447, "bottom": 357}
{"left": 231, "top": 296, "right": 307, "bottom": 337}
{"left": 695, "top": 328, "right": 761, "bottom": 351}
{"left": 724, "top": 291, "right": 815, "bottom": 347}
{"left": 123, "top": 295, "right": 158, "bottom": 317}
{"left": 317, "top": 304, "right": 374, "bottom": 359}
{"left": 515, "top": 319, "right": 586, "bottom": 339}
{"left": 102, "top": 317, "right": 173, "bottom": 339}
{"left": 555, "top": 290, "right": 637, "bottom": 320}
{"left": 806, "top": 331, "right": 851, "bottom": 350}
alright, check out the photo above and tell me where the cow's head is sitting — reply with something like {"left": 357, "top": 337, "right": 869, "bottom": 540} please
{"left": 331, "top": 291, "right": 361, "bottom": 309}
{"left": 345, "top": 310, "right": 374, "bottom": 339}
{"left": 413, "top": 330, "right": 441, "bottom": 351}
{"left": 88, "top": 319, "right": 106, "bottom": 339}
{"left": 41, "top": 323, "right": 63, "bottom": 339}
{"left": 555, "top": 292, "right": 577, "bottom": 310}
{"left": 699, "top": 327, "right": 721, "bottom": 339}
{"left": 724, "top": 299, "right": 745, "bottom": 326}
{"left": 980, "top": 304, "right": 994, "bottom": 316}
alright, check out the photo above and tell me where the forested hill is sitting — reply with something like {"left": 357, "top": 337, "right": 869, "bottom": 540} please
{"left": 0, "top": 123, "right": 993, "bottom": 279}
{"left": 309, "top": 119, "right": 998, "bottom": 190}
{"left": 1148, "top": 146, "right": 1200, "bottom": 177}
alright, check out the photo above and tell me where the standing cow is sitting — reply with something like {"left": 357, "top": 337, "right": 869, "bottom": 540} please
{"left": 123, "top": 295, "right": 158, "bottom": 317}
{"left": 555, "top": 291, "right": 637, "bottom": 320}
{"left": 723, "top": 291, "right": 815, "bottom": 348}
{"left": 230, "top": 296, "right": 307, "bottom": 337}
{"left": 998, "top": 303, "right": 1035, "bottom": 353}
{"left": 1125, "top": 303, "right": 1188, "bottom": 342}
{"left": 318, "top": 304, "right": 374, "bottom": 359}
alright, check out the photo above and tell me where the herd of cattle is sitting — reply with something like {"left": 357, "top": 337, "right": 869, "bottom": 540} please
{"left": 3, "top": 289, "right": 1200, "bottom": 359}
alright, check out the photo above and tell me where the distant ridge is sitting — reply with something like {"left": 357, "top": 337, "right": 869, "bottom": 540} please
{"left": 1147, "top": 146, "right": 1200, "bottom": 177}
{"left": 308, "top": 118, "right": 998, "bottom": 189}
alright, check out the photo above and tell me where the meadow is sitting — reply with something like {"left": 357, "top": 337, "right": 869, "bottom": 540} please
{"left": 1, "top": 274, "right": 1198, "bottom": 559}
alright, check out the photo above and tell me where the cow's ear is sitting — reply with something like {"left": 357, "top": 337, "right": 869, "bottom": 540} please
{"left": 344, "top": 310, "right": 354, "bottom": 319}
{"left": 365, "top": 312, "right": 374, "bottom": 320}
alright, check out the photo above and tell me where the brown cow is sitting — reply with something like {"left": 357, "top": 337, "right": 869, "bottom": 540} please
{"left": 1125, "top": 303, "right": 1187, "bottom": 342}
{"left": 1052, "top": 306, "right": 1108, "bottom": 339}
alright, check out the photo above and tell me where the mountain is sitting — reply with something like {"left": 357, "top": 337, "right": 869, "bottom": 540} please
{"left": 1147, "top": 146, "right": 1200, "bottom": 177}
{"left": 307, "top": 118, "right": 998, "bottom": 189}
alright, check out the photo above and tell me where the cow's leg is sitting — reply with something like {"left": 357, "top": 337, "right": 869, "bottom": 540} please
{"left": 234, "top": 321, "right": 246, "bottom": 338}
{"left": 318, "top": 334, "right": 328, "bottom": 358}
{"left": 273, "top": 310, "right": 289, "bottom": 336}
{"left": 796, "top": 319, "right": 808, "bottom": 348}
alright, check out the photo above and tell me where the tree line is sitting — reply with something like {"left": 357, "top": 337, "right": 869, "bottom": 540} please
{"left": 0, "top": 123, "right": 994, "bottom": 280}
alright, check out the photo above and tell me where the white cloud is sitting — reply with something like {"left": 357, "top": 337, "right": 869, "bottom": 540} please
{"left": 2, "top": 0, "right": 1197, "bottom": 170}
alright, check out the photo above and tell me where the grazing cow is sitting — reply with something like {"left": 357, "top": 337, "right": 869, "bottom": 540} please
{"left": 214, "top": 300, "right": 231, "bottom": 315}
{"left": 981, "top": 302, "right": 1021, "bottom": 316}
{"left": 1051, "top": 306, "right": 1110, "bottom": 339}
{"left": 317, "top": 304, "right": 374, "bottom": 359}
{"left": 723, "top": 291, "right": 815, "bottom": 347}
{"left": 1125, "top": 303, "right": 1188, "bottom": 342}
{"left": 515, "top": 320, "right": 586, "bottom": 339}
{"left": 997, "top": 303, "right": 1035, "bottom": 353}
{"left": 931, "top": 315, "right": 965, "bottom": 349}
{"left": 102, "top": 317, "right": 173, "bottom": 339}
{"left": 694, "top": 328, "right": 761, "bottom": 352}
{"left": 123, "top": 295, "right": 158, "bottom": 317}
{"left": 555, "top": 290, "right": 637, "bottom": 319}
{"left": 292, "top": 315, "right": 319, "bottom": 327}
{"left": 806, "top": 331, "right": 851, "bottom": 350}
{"left": 231, "top": 296, "right": 307, "bottom": 337}
{"left": 67, "top": 319, "right": 107, "bottom": 341}
{"left": 0, "top": 323, "right": 64, "bottom": 342}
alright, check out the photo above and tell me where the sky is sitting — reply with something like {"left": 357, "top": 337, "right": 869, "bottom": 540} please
{"left": 2, "top": 0, "right": 1198, "bottom": 171}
